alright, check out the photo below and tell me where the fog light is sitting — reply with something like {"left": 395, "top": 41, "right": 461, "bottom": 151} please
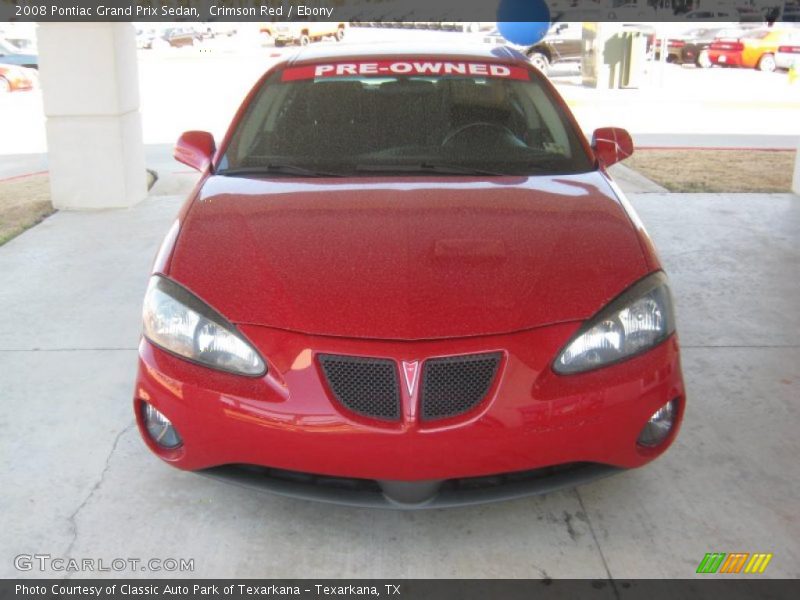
{"left": 142, "top": 403, "right": 182, "bottom": 449}
{"left": 637, "top": 399, "right": 677, "bottom": 447}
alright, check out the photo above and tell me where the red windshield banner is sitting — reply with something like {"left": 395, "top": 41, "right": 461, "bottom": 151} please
{"left": 281, "top": 61, "right": 531, "bottom": 82}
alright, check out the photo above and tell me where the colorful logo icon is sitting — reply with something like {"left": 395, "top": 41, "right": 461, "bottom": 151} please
{"left": 696, "top": 553, "right": 773, "bottom": 574}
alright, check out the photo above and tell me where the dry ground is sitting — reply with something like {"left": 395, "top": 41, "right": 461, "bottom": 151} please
{"left": 0, "top": 171, "right": 157, "bottom": 246}
{"left": 0, "top": 174, "right": 54, "bottom": 246}
{"left": 623, "top": 149, "right": 796, "bottom": 193}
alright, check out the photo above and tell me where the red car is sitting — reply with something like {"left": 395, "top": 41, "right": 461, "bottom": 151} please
{"left": 0, "top": 63, "right": 35, "bottom": 93}
{"left": 134, "top": 45, "right": 685, "bottom": 508}
{"left": 708, "top": 28, "right": 795, "bottom": 71}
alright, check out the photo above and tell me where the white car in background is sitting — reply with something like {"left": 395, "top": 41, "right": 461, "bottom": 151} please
{"left": 775, "top": 31, "right": 800, "bottom": 70}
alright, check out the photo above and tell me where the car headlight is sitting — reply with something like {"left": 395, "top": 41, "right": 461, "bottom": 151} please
{"left": 554, "top": 272, "right": 675, "bottom": 375}
{"left": 142, "top": 275, "right": 266, "bottom": 376}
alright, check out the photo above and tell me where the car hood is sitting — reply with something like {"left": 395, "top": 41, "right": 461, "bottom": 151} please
{"left": 168, "top": 172, "right": 649, "bottom": 340}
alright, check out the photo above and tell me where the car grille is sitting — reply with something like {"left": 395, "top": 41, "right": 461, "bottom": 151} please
{"left": 420, "top": 352, "right": 502, "bottom": 421}
{"left": 318, "top": 354, "right": 401, "bottom": 421}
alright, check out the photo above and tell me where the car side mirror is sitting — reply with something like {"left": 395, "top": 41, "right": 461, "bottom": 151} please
{"left": 591, "top": 127, "right": 633, "bottom": 167}
{"left": 174, "top": 131, "right": 216, "bottom": 172}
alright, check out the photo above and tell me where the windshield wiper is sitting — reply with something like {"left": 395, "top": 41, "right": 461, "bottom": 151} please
{"left": 219, "top": 164, "right": 346, "bottom": 178}
{"left": 355, "top": 162, "right": 512, "bottom": 177}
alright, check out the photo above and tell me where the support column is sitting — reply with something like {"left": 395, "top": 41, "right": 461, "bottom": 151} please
{"left": 37, "top": 23, "right": 147, "bottom": 210}
{"left": 582, "top": 23, "right": 626, "bottom": 90}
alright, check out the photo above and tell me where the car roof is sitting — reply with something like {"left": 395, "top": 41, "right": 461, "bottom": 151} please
{"left": 285, "top": 42, "right": 529, "bottom": 66}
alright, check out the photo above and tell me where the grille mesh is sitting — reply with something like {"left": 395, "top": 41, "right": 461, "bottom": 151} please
{"left": 421, "top": 352, "right": 501, "bottom": 421}
{"left": 318, "top": 354, "right": 400, "bottom": 421}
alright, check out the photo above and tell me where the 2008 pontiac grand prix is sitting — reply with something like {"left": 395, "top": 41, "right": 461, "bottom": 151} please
{"left": 133, "top": 44, "right": 685, "bottom": 508}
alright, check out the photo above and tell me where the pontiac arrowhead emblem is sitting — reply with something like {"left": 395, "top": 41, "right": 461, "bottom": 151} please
{"left": 401, "top": 361, "right": 420, "bottom": 397}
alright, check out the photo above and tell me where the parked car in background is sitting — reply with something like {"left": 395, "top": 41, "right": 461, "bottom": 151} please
{"left": 203, "top": 23, "right": 238, "bottom": 38}
{"left": 436, "top": 21, "right": 492, "bottom": 33}
{"left": 683, "top": 8, "right": 736, "bottom": 20}
{"left": 659, "top": 28, "right": 719, "bottom": 67}
{"left": 527, "top": 21, "right": 584, "bottom": 72}
{"left": 484, "top": 22, "right": 583, "bottom": 73}
{"left": 659, "top": 27, "right": 751, "bottom": 67}
{"left": 269, "top": 21, "right": 347, "bottom": 46}
{"left": 736, "top": 7, "right": 767, "bottom": 23}
{"left": 485, "top": 20, "right": 653, "bottom": 74}
{"left": 136, "top": 27, "right": 158, "bottom": 49}
{"left": 149, "top": 27, "right": 204, "bottom": 49}
{"left": 780, "top": 0, "right": 800, "bottom": 19}
{"left": 672, "top": 5, "right": 762, "bottom": 35}
{"left": 610, "top": 2, "right": 657, "bottom": 20}
{"left": 708, "top": 28, "right": 795, "bottom": 71}
{"left": 0, "top": 37, "right": 38, "bottom": 69}
{"left": 683, "top": 7, "right": 761, "bottom": 22}
{"left": 775, "top": 31, "right": 800, "bottom": 70}
{"left": 0, "top": 63, "right": 35, "bottom": 93}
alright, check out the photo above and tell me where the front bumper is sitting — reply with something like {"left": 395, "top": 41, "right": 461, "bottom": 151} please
{"left": 134, "top": 322, "right": 684, "bottom": 506}
{"left": 201, "top": 462, "right": 623, "bottom": 509}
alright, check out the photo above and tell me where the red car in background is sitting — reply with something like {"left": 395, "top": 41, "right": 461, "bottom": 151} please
{"left": 134, "top": 45, "right": 685, "bottom": 508}
{"left": 0, "top": 63, "right": 35, "bottom": 93}
{"left": 708, "top": 28, "right": 795, "bottom": 71}
{"left": 660, "top": 26, "right": 760, "bottom": 68}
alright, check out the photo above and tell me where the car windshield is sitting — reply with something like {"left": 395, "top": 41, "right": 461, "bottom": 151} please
{"left": 218, "top": 60, "right": 593, "bottom": 177}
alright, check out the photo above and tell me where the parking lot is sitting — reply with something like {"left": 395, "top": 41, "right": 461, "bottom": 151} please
{"left": 1, "top": 24, "right": 799, "bottom": 580}
{"left": 2, "top": 26, "right": 800, "bottom": 166}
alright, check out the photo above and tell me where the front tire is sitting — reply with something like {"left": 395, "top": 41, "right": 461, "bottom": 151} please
{"left": 0, "top": 76, "right": 11, "bottom": 93}
{"left": 528, "top": 51, "right": 550, "bottom": 73}
{"left": 757, "top": 53, "right": 776, "bottom": 72}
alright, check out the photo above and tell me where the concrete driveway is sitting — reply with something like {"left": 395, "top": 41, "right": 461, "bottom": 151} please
{"left": 1, "top": 183, "right": 798, "bottom": 578}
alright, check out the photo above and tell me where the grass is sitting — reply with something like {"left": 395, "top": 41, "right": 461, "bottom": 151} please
{"left": 0, "top": 174, "right": 55, "bottom": 246}
{"left": 623, "top": 149, "right": 796, "bottom": 193}
{"left": 0, "top": 170, "right": 158, "bottom": 246}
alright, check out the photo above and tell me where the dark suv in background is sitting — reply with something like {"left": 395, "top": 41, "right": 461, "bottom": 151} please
{"left": 484, "top": 22, "right": 582, "bottom": 73}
